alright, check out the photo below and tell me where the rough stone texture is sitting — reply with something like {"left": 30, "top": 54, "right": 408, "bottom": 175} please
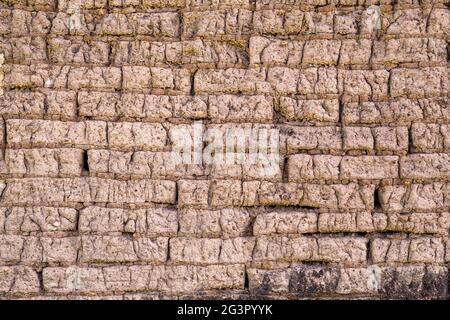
{"left": 0, "top": 1, "right": 449, "bottom": 301}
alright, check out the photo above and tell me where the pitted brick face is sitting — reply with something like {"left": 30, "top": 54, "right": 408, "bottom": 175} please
{"left": 0, "top": 0, "right": 449, "bottom": 300}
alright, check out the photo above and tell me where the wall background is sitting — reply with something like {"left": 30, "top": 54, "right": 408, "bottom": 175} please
{"left": 0, "top": 0, "right": 449, "bottom": 300}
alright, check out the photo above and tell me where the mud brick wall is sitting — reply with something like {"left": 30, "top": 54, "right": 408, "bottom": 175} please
{"left": 0, "top": 0, "right": 449, "bottom": 300}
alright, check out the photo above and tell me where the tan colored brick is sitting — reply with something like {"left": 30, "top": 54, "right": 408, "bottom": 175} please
{"left": 340, "top": 156, "right": 398, "bottom": 179}
{"left": 342, "top": 98, "right": 450, "bottom": 125}
{"left": 249, "top": 36, "right": 303, "bottom": 65}
{"left": 279, "top": 98, "right": 339, "bottom": 122}
{"left": 43, "top": 264, "right": 244, "bottom": 294}
{"left": 6, "top": 119, "right": 107, "bottom": 149}
{"left": 253, "top": 236, "right": 367, "bottom": 264}
{"left": 1, "top": 148, "right": 83, "bottom": 177}
{"left": 286, "top": 126, "right": 342, "bottom": 153}
{"left": 178, "top": 180, "right": 210, "bottom": 208}
{"left": 79, "top": 206, "right": 178, "bottom": 237}
{"left": 400, "top": 154, "right": 450, "bottom": 179}
{"left": 1, "top": 178, "right": 176, "bottom": 205}
{"left": 179, "top": 208, "right": 251, "bottom": 238}
{"left": 208, "top": 95, "right": 273, "bottom": 123}
{"left": 0, "top": 207, "right": 78, "bottom": 234}
{"left": 390, "top": 67, "right": 448, "bottom": 98}
{"left": 182, "top": 9, "right": 252, "bottom": 37}
{"left": 253, "top": 211, "right": 318, "bottom": 235}
{"left": 0, "top": 235, "right": 79, "bottom": 265}
{"left": 373, "top": 38, "right": 448, "bottom": 65}
{"left": 81, "top": 235, "right": 168, "bottom": 263}
{"left": 411, "top": 123, "right": 450, "bottom": 152}
{"left": 371, "top": 237, "right": 445, "bottom": 263}
{"left": 107, "top": 122, "right": 167, "bottom": 151}
{"left": 379, "top": 183, "right": 450, "bottom": 212}
{"left": 0, "top": 266, "right": 40, "bottom": 294}
{"left": 68, "top": 67, "right": 122, "bottom": 91}
{"left": 78, "top": 92, "right": 207, "bottom": 121}
{"left": 338, "top": 70, "right": 389, "bottom": 97}
{"left": 287, "top": 154, "right": 341, "bottom": 181}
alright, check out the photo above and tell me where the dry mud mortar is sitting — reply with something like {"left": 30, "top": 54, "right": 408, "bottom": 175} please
{"left": 0, "top": 0, "right": 449, "bottom": 300}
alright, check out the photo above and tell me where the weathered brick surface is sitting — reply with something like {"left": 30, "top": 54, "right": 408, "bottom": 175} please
{"left": 249, "top": 265, "right": 447, "bottom": 299}
{"left": 0, "top": 0, "right": 448, "bottom": 301}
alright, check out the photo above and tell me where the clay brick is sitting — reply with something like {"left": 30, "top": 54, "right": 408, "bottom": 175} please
{"left": 208, "top": 95, "right": 273, "bottom": 123}
{"left": 279, "top": 98, "right": 339, "bottom": 122}
{"left": 287, "top": 154, "right": 341, "bottom": 181}
{"left": 1, "top": 148, "right": 83, "bottom": 177}
{"left": 411, "top": 123, "right": 450, "bottom": 152}
{"left": 3, "top": 64, "right": 70, "bottom": 89}
{"left": 253, "top": 211, "right": 318, "bottom": 235}
{"left": 372, "top": 126, "right": 409, "bottom": 153}
{"left": 253, "top": 182, "right": 375, "bottom": 210}
{"left": 289, "top": 265, "right": 340, "bottom": 296}
{"left": 342, "top": 98, "right": 450, "bottom": 125}
{"left": 182, "top": 9, "right": 252, "bottom": 37}
{"left": 78, "top": 92, "right": 207, "bottom": 121}
{"left": 179, "top": 209, "right": 251, "bottom": 238}
{"left": 107, "top": 122, "right": 167, "bottom": 151}
{"left": 68, "top": 67, "right": 122, "bottom": 91}
{"left": 253, "top": 265, "right": 447, "bottom": 298}
{"left": 249, "top": 36, "right": 303, "bottom": 65}
{"left": 0, "top": 90, "right": 77, "bottom": 120}
{"left": 194, "top": 68, "right": 270, "bottom": 94}
{"left": 3, "top": 36, "right": 47, "bottom": 63}
{"left": 318, "top": 212, "right": 376, "bottom": 233}
{"left": 0, "top": 235, "right": 79, "bottom": 265}
{"left": 379, "top": 183, "right": 450, "bottom": 212}
{"left": 338, "top": 70, "right": 389, "bottom": 97}
{"left": 195, "top": 67, "right": 338, "bottom": 95}
{"left": 178, "top": 180, "right": 210, "bottom": 208}
{"left": 371, "top": 237, "right": 445, "bottom": 263}
{"left": 379, "top": 265, "right": 447, "bottom": 299}
{"left": 81, "top": 235, "right": 168, "bottom": 263}
{"left": 6, "top": 119, "right": 107, "bottom": 149}
{"left": 0, "top": 266, "right": 40, "bottom": 294}
{"left": 1, "top": 178, "right": 177, "bottom": 205}
{"left": 318, "top": 212, "right": 449, "bottom": 235}
{"left": 57, "top": 0, "right": 106, "bottom": 10}
{"left": 113, "top": 39, "right": 248, "bottom": 66}
{"left": 340, "top": 156, "right": 398, "bottom": 179}
{"left": 427, "top": 8, "right": 450, "bottom": 35}
{"left": 87, "top": 150, "right": 204, "bottom": 179}
{"left": 247, "top": 268, "right": 291, "bottom": 294}
{"left": 169, "top": 237, "right": 254, "bottom": 264}
{"left": 43, "top": 264, "right": 244, "bottom": 294}
{"left": 268, "top": 67, "right": 338, "bottom": 95}
{"left": 0, "top": 235, "right": 24, "bottom": 263}
{"left": 384, "top": 8, "right": 449, "bottom": 36}
{"left": 390, "top": 67, "right": 448, "bottom": 98}
{"left": 286, "top": 126, "right": 342, "bottom": 153}
{"left": 288, "top": 155, "right": 398, "bottom": 181}
{"left": 253, "top": 10, "right": 333, "bottom": 35}
{"left": 0, "top": 207, "right": 78, "bottom": 234}
{"left": 79, "top": 206, "right": 178, "bottom": 237}
{"left": 2, "top": 0, "right": 449, "bottom": 301}
{"left": 95, "top": 12, "right": 180, "bottom": 37}
{"left": 7, "top": 10, "right": 53, "bottom": 36}
{"left": 253, "top": 236, "right": 367, "bottom": 264}
{"left": 48, "top": 38, "right": 110, "bottom": 65}
{"left": 373, "top": 38, "right": 448, "bottom": 65}
{"left": 339, "top": 39, "right": 372, "bottom": 65}
{"left": 303, "top": 40, "right": 341, "bottom": 65}
{"left": 400, "top": 154, "right": 450, "bottom": 179}
{"left": 50, "top": 12, "right": 90, "bottom": 35}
